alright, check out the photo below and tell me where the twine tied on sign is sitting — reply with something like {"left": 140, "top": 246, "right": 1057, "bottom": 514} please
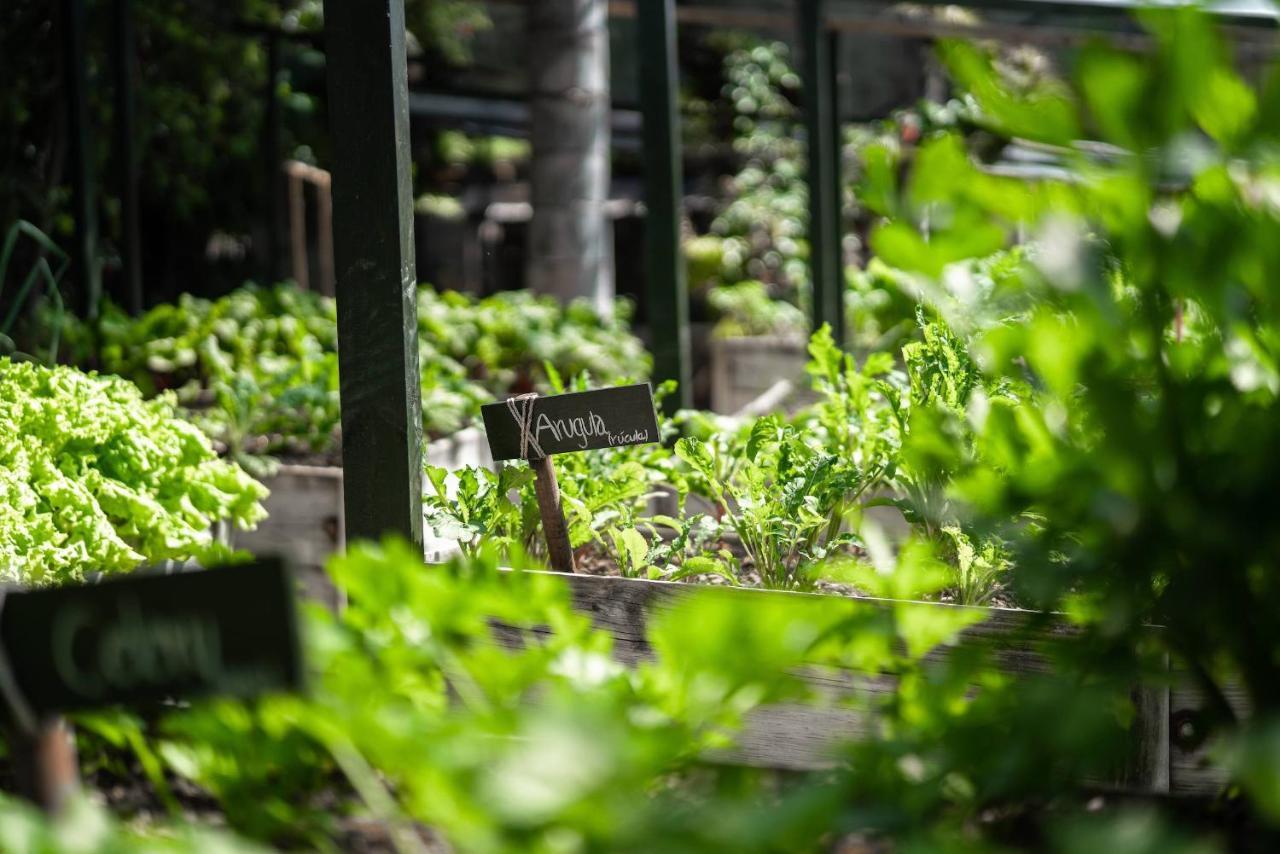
{"left": 505, "top": 392, "right": 544, "bottom": 460}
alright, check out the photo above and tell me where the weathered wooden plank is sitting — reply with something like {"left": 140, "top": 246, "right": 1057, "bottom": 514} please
{"left": 493, "top": 572, "right": 1180, "bottom": 788}
{"left": 1168, "top": 679, "right": 1252, "bottom": 796}
{"left": 233, "top": 465, "right": 345, "bottom": 608}
{"left": 709, "top": 335, "right": 810, "bottom": 414}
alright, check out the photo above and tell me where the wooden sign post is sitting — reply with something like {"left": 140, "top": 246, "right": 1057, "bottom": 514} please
{"left": 481, "top": 383, "right": 660, "bottom": 573}
{"left": 0, "top": 558, "right": 303, "bottom": 813}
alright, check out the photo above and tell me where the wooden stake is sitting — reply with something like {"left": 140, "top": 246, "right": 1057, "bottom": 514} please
{"left": 10, "top": 717, "right": 79, "bottom": 814}
{"left": 531, "top": 455, "right": 576, "bottom": 573}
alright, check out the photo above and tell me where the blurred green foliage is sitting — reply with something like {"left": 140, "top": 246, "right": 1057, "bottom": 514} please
{"left": 45, "top": 534, "right": 1227, "bottom": 851}
{"left": 856, "top": 3, "right": 1280, "bottom": 825}
{"left": 49, "top": 284, "right": 648, "bottom": 473}
{"left": 6, "top": 8, "right": 1280, "bottom": 852}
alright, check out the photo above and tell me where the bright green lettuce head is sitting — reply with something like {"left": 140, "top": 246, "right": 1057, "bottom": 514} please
{"left": 0, "top": 358, "right": 267, "bottom": 584}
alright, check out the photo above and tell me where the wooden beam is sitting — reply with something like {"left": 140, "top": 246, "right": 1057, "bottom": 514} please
{"left": 493, "top": 571, "right": 1202, "bottom": 792}
{"left": 637, "top": 0, "right": 692, "bottom": 410}
{"left": 322, "top": 0, "right": 424, "bottom": 548}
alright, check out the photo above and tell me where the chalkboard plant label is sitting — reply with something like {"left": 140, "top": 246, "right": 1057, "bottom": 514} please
{"left": 478, "top": 383, "right": 660, "bottom": 574}
{"left": 481, "top": 383, "right": 660, "bottom": 460}
{"left": 0, "top": 558, "right": 303, "bottom": 717}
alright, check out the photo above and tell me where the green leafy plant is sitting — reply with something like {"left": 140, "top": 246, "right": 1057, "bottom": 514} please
{"left": 857, "top": 4, "right": 1280, "bottom": 821}
{"left": 424, "top": 375, "right": 677, "bottom": 572}
{"left": 140, "top": 538, "right": 871, "bottom": 849}
{"left": 674, "top": 415, "right": 871, "bottom": 590}
{"left": 707, "top": 279, "right": 807, "bottom": 339}
{"left": 0, "top": 358, "right": 266, "bottom": 584}
{"left": 61, "top": 538, "right": 1191, "bottom": 851}
{"left": 0, "top": 792, "right": 265, "bottom": 853}
{"left": 51, "top": 284, "right": 649, "bottom": 471}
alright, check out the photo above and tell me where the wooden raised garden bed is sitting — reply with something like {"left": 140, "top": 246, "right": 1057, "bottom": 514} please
{"left": 232, "top": 427, "right": 494, "bottom": 599}
{"left": 499, "top": 571, "right": 1237, "bottom": 797}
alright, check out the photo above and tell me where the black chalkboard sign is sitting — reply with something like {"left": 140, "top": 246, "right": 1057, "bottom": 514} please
{"left": 481, "top": 383, "right": 660, "bottom": 460}
{"left": 0, "top": 559, "right": 302, "bottom": 717}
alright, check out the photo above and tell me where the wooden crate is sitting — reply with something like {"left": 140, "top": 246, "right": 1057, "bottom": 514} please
{"left": 233, "top": 464, "right": 345, "bottom": 607}
{"left": 232, "top": 428, "right": 495, "bottom": 592}
{"left": 501, "top": 571, "right": 1235, "bottom": 796}
{"left": 709, "top": 335, "right": 810, "bottom": 414}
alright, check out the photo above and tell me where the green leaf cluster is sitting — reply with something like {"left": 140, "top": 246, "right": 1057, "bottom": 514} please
{"left": 0, "top": 358, "right": 266, "bottom": 584}
{"left": 51, "top": 284, "right": 649, "bottom": 472}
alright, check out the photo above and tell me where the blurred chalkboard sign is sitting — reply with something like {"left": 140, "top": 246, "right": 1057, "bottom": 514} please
{"left": 0, "top": 559, "right": 302, "bottom": 718}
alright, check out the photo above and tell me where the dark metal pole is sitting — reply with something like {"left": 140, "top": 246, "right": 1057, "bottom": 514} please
{"left": 799, "top": 0, "right": 844, "bottom": 345}
{"left": 322, "top": 0, "right": 424, "bottom": 548}
{"left": 828, "top": 28, "right": 845, "bottom": 341}
{"left": 637, "top": 0, "right": 691, "bottom": 411}
{"left": 264, "top": 32, "right": 283, "bottom": 283}
{"left": 112, "top": 0, "right": 142, "bottom": 314}
{"left": 60, "top": 0, "right": 101, "bottom": 319}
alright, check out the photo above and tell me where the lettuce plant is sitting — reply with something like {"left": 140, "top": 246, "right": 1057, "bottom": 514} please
{"left": 52, "top": 284, "right": 649, "bottom": 471}
{"left": 0, "top": 359, "right": 266, "bottom": 584}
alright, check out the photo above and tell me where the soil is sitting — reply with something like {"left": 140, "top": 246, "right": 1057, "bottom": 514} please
{"left": 571, "top": 540, "right": 1018, "bottom": 609}
{"left": 0, "top": 754, "right": 450, "bottom": 853}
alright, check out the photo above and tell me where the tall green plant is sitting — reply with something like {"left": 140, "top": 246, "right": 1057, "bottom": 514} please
{"left": 861, "top": 6, "right": 1280, "bottom": 817}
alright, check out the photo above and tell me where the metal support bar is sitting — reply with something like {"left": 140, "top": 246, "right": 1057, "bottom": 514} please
{"left": 323, "top": 0, "right": 424, "bottom": 548}
{"left": 799, "top": 0, "right": 845, "bottom": 345}
{"left": 636, "top": 0, "right": 691, "bottom": 411}
{"left": 112, "top": 0, "right": 142, "bottom": 315}
{"left": 60, "top": 0, "right": 100, "bottom": 319}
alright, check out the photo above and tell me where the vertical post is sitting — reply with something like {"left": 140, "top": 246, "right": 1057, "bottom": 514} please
{"left": 316, "top": 172, "right": 335, "bottom": 297}
{"left": 112, "top": 0, "right": 142, "bottom": 315}
{"left": 10, "top": 719, "right": 80, "bottom": 814}
{"left": 323, "top": 0, "right": 424, "bottom": 548}
{"left": 287, "top": 167, "right": 309, "bottom": 289}
{"left": 636, "top": 0, "right": 691, "bottom": 412}
{"left": 264, "top": 32, "right": 283, "bottom": 284}
{"left": 60, "top": 0, "right": 100, "bottom": 319}
{"left": 798, "top": 0, "right": 845, "bottom": 345}
{"left": 532, "top": 456, "right": 576, "bottom": 572}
